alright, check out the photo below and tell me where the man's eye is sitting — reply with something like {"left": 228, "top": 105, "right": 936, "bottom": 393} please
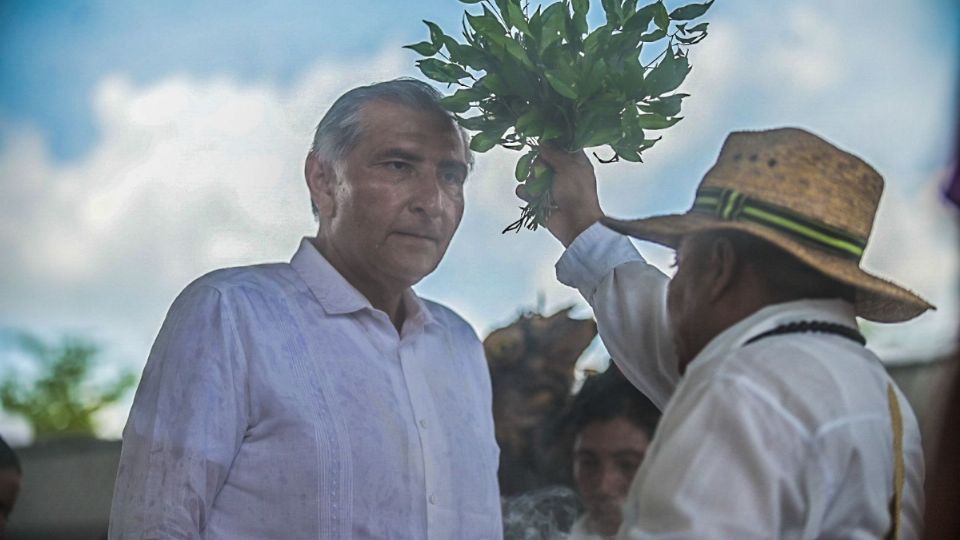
{"left": 617, "top": 458, "right": 642, "bottom": 476}
{"left": 576, "top": 457, "right": 599, "bottom": 470}
{"left": 386, "top": 161, "right": 410, "bottom": 171}
{"left": 441, "top": 171, "right": 466, "bottom": 185}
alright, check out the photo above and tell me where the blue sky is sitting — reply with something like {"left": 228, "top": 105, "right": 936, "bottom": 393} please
{"left": 1, "top": 0, "right": 958, "bottom": 442}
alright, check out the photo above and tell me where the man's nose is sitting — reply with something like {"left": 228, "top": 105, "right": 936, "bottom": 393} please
{"left": 597, "top": 465, "right": 625, "bottom": 497}
{"left": 410, "top": 174, "right": 445, "bottom": 218}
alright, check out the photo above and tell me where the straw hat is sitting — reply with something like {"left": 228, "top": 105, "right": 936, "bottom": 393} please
{"left": 602, "top": 127, "right": 933, "bottom": 323}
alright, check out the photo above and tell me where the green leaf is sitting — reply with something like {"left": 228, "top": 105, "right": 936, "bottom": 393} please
{"left": 676, "top": 33, "right": 707, "bottom": 45}
{"left": 404, "top": 41, "right": 441, "bottom": 56}
{"left": 467, "top": 9, "right": 507, "bottom": 39}
{"left": 462, "top": 16, "right": 477, "bottom": 45}
{"left": 506, "top": 0, "right": 531, "bottom": 36}
{"left": 572, "top": 0, "right": 590, "bottom": 35}
{"left": 442, "top": 36, "right": 489, "bottom": 70}
{"left": 640, "top": 27, "right": 668, "bottom": 42}
{"left": 644, "top": 47, "right": 690, "bottom": 96}
{"left": 640, "top": 93, "right": 687, "bottom": 116}
{"left": 623, "top": 9, "right": 654, "bottom": 32}
{"left": 515, "top": 108, "right": 545, "bottom": 136}
{"left": 416, "top": 58, "right": 470, "bottom": 84}
{"left": 539, "top": 3, "right": 566, "bottom": 52}
{"left": 576, "top": 107, "right": 623, "bottom": 148}
{"left": 425, "top": 20, "right": 446, "bottom": 47}
{"left": 583, "top": 24, "right": 612, "bottom": 56}
{"left": 572, "top": 0, "right": 591, "bottom": 18}
{"left": 601, "top": 0, "right": 624, "bottom": 27}
{"left": 633, "top": 112, "right": 682, "bottom": 129}
{"left": 479, "top": 73, "right": 510, "bottom": 94}
{"left": 620, "top": 56, "right": 646, "bottom": 97}
{"left": 439, "top": 97, "right": 471, "bottom": 114}
{"left": 604, "top": 30, "right": 644, "bottom": 69}
{"left": 470, "top": 128, "right": 506, "bottom": 152}
{"left": 528, "top": 5, "right": 543, "bottom": 33}
{"left": 652, "top": 1, "right": 670, "bottom": 30}
{"left": 621, "top": 104, "right": 643, "bottom": 139}
{"left": 578, "top": 57, "right": 608, "bottom": 99}
{"left": 612, "top": 143, "right": 644, "bottom": 162}
{"left": 499, "top": 58, "right": 537, "bottom": 98}
{"left": 439, "top": 88, "right": 485, "bottom": 113}
{"left": 580, "top": 125, "right": 623, "bottom": 148}
{"left": 639, "top": 136, "right": 662, "bottom": 150}
{"left": 458, "top": 115, "right": 492, "bottom": 131}
{"left": 515, "top": 150, "right": 536, "bottom": 182}
{"left": 541, "top": 116, "right": 566, "bottom": 141}
{"left": 544, "top": 70, "right": 579, "bottom": 99}
{"left": 525, "top": 161, "right": 554, "bottom": 195}
{"left": 458, "top": 0, "right": 483, "bottom": 3}
{"left": 629, "top": 1, "right": 660, "bottom": 27}
{"left": 669, "top": 0, "right": 714, "bottom": 21}
{"left": 676, "top": 21, "right": 710, "bottom": 45}
{"left": 500, "top": 37, "right": 534, "bottom": 68}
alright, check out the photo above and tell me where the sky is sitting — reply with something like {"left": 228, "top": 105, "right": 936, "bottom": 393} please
{"left": 1, "top": 0, "right": 958, "bottom": 443}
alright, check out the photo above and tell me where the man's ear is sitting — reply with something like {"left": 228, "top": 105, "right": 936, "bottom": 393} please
{"left": 305, "top": 152, "right": 337, "bottom": 220}
{"left": 705, "top": 235, "right": 738, "bottom": 303}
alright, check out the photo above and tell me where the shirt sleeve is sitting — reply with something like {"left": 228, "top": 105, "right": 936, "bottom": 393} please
{"left": 109, "top": 283, "right": 249, "bottom": 540}
{"left": 619, "top": 375, "right": 811, "bottom": 539}
{"left": 555, "top": 222, "right": 680, "bottom": 409}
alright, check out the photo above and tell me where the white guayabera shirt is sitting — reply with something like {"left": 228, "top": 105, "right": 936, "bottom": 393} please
{"left": 556, "top": 223, "right": 923, "bottom": 540}
{"left": 109, "top": 239, "right": 502, "bottom": 540}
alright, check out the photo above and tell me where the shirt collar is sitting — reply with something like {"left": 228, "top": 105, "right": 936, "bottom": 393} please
{"left": 290, "top": 238, "right": 436, "bottom": 329}
{"left": 689, "top": 298, "right": 858, "bottom": 370}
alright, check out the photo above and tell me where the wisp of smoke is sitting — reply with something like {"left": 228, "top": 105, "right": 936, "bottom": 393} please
{"left": 501, "top": 485, "right": 581, "bottom": 540}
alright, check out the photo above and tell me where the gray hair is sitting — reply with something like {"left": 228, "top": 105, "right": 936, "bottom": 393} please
{"left": 309, "top": 78, "right": 474, "bottom": 218}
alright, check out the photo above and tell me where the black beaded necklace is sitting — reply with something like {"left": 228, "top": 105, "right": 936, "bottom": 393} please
{"left": 744, "top": 320, "right": 866, "bottom": 347}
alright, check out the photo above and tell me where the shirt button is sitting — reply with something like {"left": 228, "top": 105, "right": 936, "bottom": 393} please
{"left": 419, "top": 419, "right": 428, "bottom": 429}
{"left": 429, "top": 494, "right": 437, "bottom": 505}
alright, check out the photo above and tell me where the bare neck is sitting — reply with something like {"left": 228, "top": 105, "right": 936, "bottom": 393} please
{"left": 683, "top": 276, "right": 785, "bottom": 371}
{"left": 310, "top": 236, "right": 407, "bottom": 332}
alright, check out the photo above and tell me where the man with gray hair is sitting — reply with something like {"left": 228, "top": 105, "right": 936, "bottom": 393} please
{"left": 110, "top": 78, "right": 502, "bottom": 539}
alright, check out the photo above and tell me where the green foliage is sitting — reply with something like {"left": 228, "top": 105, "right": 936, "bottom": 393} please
{"left": 407, "top": 0, "right": 712, "bottom": 232}
{"left": 0, "top": 333, "right": 137, "bottom": 439}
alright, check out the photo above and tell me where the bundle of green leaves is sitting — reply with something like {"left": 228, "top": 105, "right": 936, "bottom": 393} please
{"left": 407, "top": 0, "right": 712, "bottom": 232}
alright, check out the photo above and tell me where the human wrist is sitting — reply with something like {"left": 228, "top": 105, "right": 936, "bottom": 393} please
{"left": 557, "top": 207, "right": 603, "bottom": 247}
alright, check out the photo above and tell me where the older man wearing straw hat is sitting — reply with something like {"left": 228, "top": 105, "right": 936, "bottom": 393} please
{"left": 523, "top": 128, "right": 932, "bottom": 539}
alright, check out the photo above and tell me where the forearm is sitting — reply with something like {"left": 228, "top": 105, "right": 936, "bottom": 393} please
{"left": 557, "top": 223, "right": 680, "bottom": 409}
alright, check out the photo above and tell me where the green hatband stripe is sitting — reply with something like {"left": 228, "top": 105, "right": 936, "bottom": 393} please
{"left": 747, "top": 200, "right": 865, "bottom": 245}
{"left": 721, "top": 193, "right": 733, "bottom": 219}
{"left": 695, "top": 195, "right": 720, "bottom": 206}
{"left": 742, "top": 207, "right": 864, "bottom": 257}
{"left": 696, "top": 189, "right": 865, "bottom": 246}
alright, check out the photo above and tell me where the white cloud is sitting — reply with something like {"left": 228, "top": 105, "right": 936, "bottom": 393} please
{"left": 763, "top": 5, "right": 843, "bottom": 93}
{"left": 864, "top": 169, "right": 960, "bottom": 360}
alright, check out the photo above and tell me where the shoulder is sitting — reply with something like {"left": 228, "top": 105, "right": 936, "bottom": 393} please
{"left": 191, "top": 262, "right": 296, "bottom": 293}
{"left": 422, "top": 298, "right": 481, "bottom": 342}
{"left": 162, "top": 263, "right": 305, "bottom": 328}
{"left": 698, "top": 337, "right": 891, "bottom": 436}
{"left": 178, "top": 262, "right": 301, "bottom": 305}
